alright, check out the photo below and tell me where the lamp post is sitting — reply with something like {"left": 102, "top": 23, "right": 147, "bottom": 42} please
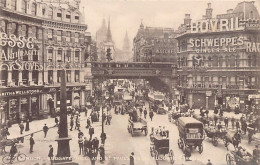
{"left": 100, "top": 78, "right": 107, "bottom": 145}
{"left": 54, "top": 69, "right": 74, "bottom": 164}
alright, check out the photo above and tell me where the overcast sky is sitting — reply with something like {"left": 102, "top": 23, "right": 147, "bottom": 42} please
{"left": 80, "top": 0, "right": 259, "bottom": 50}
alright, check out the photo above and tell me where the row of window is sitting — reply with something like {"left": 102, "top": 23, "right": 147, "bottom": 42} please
{"left": 178, "top": 55, "right": 258, "bottom": 67}
{"left": 48, "top": 70, "right": 80, "bottom": 83}
{"left": 1, "top": 0, "right": 80, "bottom": 23}
{"left": 47, "top": 29, "right": 80, "bottom": 42}
{"left": 47, "top": 49, "right": 80, "bottom": 62}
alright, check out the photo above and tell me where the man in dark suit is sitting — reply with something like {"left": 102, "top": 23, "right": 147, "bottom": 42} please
{"left": 48, "top": 145, "right": 54, "bottom": 164}
{"left": 30, "top": 133, "right": 35, "bottom": 153}
{"left": 89, "top": 126, "right": 94, "bottom": 140}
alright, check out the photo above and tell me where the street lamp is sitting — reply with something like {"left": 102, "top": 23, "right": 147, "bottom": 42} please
{"left": 100, "top": 78, "right": 107, "bottom": 145}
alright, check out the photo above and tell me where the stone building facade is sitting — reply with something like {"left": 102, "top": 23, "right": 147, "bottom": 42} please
{"left": 133, "top": 22, "right": 178, "bottom": 63}
{"left": 0, "top": 0, "right": 91, "bottom": 124}
{"left": 176, "top": 2, "right": 260, "bottom": 110}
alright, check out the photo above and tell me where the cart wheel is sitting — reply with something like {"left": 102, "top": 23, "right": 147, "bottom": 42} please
{"left": 150, "top": 146, "right": 154, "bottom": 157}
{"left": 198, "top": 144, "right": 203, "bottom": 153}
{"left": 226, "top": 153, "right": 234, "bottom": 165}
{"left": 144, "top": 128, "right": 148, "bottom": 136}
{"left": 169, "top": 149, "right": 174, "bottom": 164}
{"left": 177, "top": 139, "right": 183, "bottom": 149}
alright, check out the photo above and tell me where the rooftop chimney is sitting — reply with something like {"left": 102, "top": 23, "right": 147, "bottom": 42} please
{"left": 207, "top": 3, "right": 211, "bottom": 8}
{"left": 184, "top": 14, "right": 191, "bottom": 25}
{"left": 205, "top": 2, "right": 213, "bottom": 19}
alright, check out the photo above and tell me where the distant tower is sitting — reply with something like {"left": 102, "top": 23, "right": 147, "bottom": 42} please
{"left": 123, "top": 31, "right": 130, "bottom": 51}
{"left": 106, "top": 17, "right": 113, "bottom": 42}
{"left": 102, "top": 17, "right": 115, "bottom": 62}
{"left": 205, "top": 3, "right": 213, "bottom": 19}
{"left": 96, "top": 18, "right": 107, "bottom": 45}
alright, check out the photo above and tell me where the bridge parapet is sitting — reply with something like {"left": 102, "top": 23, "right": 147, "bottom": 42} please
{"left": 87, "top": 62, "right": 177, "bottom": 78}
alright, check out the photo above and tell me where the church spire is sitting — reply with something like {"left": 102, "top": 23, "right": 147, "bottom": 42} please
{"left": 106, "top": 17, "right": 113, "bottom": 42}
{"left": 123, "top": 31, "right": 130, "bottom": 51}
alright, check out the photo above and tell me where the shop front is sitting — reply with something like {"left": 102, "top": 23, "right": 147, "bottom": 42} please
{"left": 0, "top": 86, "right": 44, "bottom": 124}
{"left": 44, "top": 85, "right": 86, "bottom": 115}
{"left": 184, "top": 89, "right": 216, "bottom": 110}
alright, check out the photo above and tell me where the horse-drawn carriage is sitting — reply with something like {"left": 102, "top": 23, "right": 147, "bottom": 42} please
{"left": 127, "top": 117, "right": 148, "bottom": 136}
{"left": 226, "top": 150, "right": 259, "bottom": 165}
{"left": 177, "top": 117, "right": 204, "bottom": 154}
{"left": 223, "top": 131, "right": 242, "bottom": 148}
{"left": 150, "top": 135, "right": 174, "bottom": 165}
{"left": 0, "top": 137, "right": 24, "bottom": 154}
{"left": 204, "top": 126, "right": 227, "bottom": 146}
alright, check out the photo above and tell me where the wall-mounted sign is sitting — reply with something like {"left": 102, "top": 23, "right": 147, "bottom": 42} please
{"left": 0, "top": 32, "right": 43, "bottom": 71}
{"left": 0, "top": 89, "right": 43, "bottom": 97}
{"left": 190, "top": 17, "right": 243, "bottom": 33}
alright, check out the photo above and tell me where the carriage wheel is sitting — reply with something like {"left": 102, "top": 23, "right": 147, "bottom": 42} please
{"left": 169, "top": 149, "right": 174, "bottom": 165}
{"left": 2, "top": 155, "right": 11, "bottom": 164}
{"left": 144, "top": 128, "right": 148, "bottom": 136}
{"left": 177, "top": 139, "right": 183, "bottom": 149}
{"left": 226, "top": 154, "right": 234, "bottom": 165}
{"left": 198, "top": 144, "right": 203, "bottom": 153}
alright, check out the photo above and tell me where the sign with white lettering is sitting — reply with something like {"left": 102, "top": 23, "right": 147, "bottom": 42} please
{"left": 0, "top": 32, "right": 43, "bottom": 71}
{"left": 0, "top": 89, "right": 43, "bottom": 97}
{"left": 190, "top": 17, "right": 243, "bottom": 33}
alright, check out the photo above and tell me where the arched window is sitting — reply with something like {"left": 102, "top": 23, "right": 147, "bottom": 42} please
{"left": 57, "top": 49, "right": 62, "bottom": 62}
{"left": 252, "top": 54, "right": 257, "bottom": 67}
{"left": 66, "top": 49, "right": 71, "bottom": 62}
{"left": 10, "top": 0, "right": 17, "bottom": 10}
{"left": 0, "top": 20, "right": 6, "bottom": 32}
{"left": 48, "top": 7, "right": 53, "bottom": 19}
{"left": 212, "top": 55, "right": 218, "bottom": 67}
{"left": 250, "top": 11, "right": 254, "bottom": 19}
{"left": 47, "top": 48, "right": 53, "bottom": 62}
{"left": 248, "top": 55, "right": 252, "bottom": 67}
{"left": 230, "top": 55, "right": 236, "bottom": 66}
{"left": 0, "top": 0, "right": 6, "bottom": 7}
{"left": 57, "top": 9, "right": 62, "bottom": 21}
{"left": 74, "top": 12, "right": 79, "bottom": 23}
{"left": 21, "top": 0, "right": 27, "bottom": 13}
{"left": 75, "top": 50, "right": 80, "bottom": 62}
{"left": 225, "top": 55, "right": 230, "bottom": 67}
{"left": 219, "top": 56, "right": 223, "bottom": 67}
{"left": 208, "top": 56, "right": 212, "bottom": 67}
{"left": 235, "top": 55, "right": 240, "bottom": 67}
{"left": 31, "top": 3, "right": 37, "bottom": 16}
{"left": 65, "top": 11, "right": 71, "bottom": 22}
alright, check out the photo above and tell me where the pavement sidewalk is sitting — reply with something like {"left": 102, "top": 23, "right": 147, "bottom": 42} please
{"left": 5, "top": 112, "right": 96, "bottom": 140}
